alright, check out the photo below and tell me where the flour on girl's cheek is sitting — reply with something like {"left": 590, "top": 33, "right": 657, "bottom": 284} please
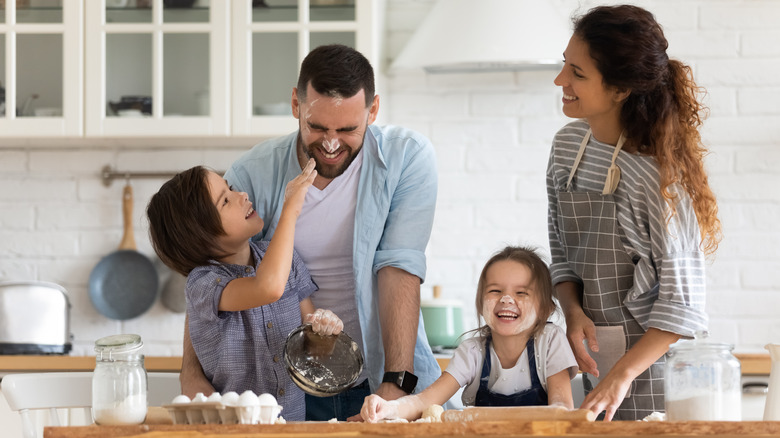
{"left": 482, "top": 294, "right": 538, "bottom": 335}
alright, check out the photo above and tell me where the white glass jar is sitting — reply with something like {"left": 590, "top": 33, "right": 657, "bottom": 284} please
{"left": 92, "top": 334, "right": 148, "bottom": 425}
{"left": 665, "top": 332, "right": 741, "bottom": 421}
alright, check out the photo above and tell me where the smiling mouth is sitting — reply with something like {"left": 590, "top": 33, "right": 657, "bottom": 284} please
{"left": 245, "top": 207, "right": 254, "bottom": 219}
{"left": 497, "top": 311, "right": 518, "bottom": 320}
{"left": 322, "top": 149, "right": 340, "bottom": 159}
{"left": 563, "top": 93, "right": 578, "bottom": 101}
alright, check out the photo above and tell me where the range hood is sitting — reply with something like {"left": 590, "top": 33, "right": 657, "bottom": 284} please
{"left": 390, "top": 0, "right": 572, "bottom": 74}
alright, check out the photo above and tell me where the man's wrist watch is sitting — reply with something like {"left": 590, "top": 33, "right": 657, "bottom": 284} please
{"left": 382, "top": 371, "right": 418, "bottom": 394}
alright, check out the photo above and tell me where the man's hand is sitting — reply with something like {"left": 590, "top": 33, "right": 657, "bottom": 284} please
{"left": 305, "top": 308, "right": 343, "bottom": 336}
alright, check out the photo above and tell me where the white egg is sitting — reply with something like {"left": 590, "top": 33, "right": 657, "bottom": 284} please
{"left": 192, "top": 392, "right": 208, "bottom": 403}
{"left": 207, "top": 392, "right": 223, "bottom": 403}
{"left": 257, "top": 393, "right": 278, "bottom": 407}
{"left": 238, "top": 390, "right": 259, "bottom": 406}
{"left": 171, "top": 394, "right": 191, "bottom": 404}
{"left": 221, "top": 391, "right": 240, "bottom": 406}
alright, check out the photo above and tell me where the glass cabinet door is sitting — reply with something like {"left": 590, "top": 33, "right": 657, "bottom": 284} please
{"left": 85, "top": 0, "right": 229, "bottom": 136}
{"left": 0, "top": 0, "right": 82, "bottom": 137}
{"left": 232, "top": 0, "right": 377, "bottom": 136}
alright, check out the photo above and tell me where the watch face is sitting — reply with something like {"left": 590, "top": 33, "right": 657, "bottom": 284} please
{"left": 384, "top": 371, "right": 418, "bottom": 394}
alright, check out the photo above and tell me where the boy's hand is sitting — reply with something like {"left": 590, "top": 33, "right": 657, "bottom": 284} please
{"left": 284, "top": 158, "right": 317, "bottom": 215}
{"left": 305, "top": 309, "right": 343, "bottom": 336}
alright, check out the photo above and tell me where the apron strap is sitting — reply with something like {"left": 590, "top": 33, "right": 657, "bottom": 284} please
{"left": 565, "top": 129, "right": 627, "bottom": 195}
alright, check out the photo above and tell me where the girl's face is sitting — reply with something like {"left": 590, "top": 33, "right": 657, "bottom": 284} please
{"left": 206, "top": 171, "right": 263, "bottom": 251}
{"left": 481, "top": 260, "right": 540, "bottom": 338}
{"left": 554, "top": 35, "right": 625, "bottom": 131}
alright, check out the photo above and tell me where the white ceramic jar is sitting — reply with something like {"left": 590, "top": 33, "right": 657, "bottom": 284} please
{"left": 92, "top": 334, "right": 148, "bottom": 425}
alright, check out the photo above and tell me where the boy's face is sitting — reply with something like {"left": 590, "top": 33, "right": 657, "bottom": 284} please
{"left": 292, "top": 83, "right": 379, "bottom": 180}
{"left": 481, "top": 260, "right": 540, "bottom": 338}
{"left": 206, "top": 171, "right": 263, "bottom": 250}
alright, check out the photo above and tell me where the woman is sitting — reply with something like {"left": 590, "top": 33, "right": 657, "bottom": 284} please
{"left": 547, "top": 5, "right": 722, "bottom": 421}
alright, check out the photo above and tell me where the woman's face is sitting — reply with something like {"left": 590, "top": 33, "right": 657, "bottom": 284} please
{"left": 481, "top": 260, "right": 540, "bottom": 338}
{"left": 554, "top": 35, "right": 625, "bottom": 131}
{"left": 206, "top": 171, "right": 263, "bottom": 251}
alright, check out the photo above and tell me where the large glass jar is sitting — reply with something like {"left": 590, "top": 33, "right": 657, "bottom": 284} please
{"left": 665, "top": 332, "right": 741, "bottom": 421}
{"left": 92, "top": 334, "right": 148, "bottom": 425}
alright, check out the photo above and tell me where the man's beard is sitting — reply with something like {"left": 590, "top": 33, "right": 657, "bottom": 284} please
{"left": 298, "top": 135, "right": 361, "bottom": 179}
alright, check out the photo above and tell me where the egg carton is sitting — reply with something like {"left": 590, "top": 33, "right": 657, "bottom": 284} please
{"left": 163, "top": 401, "right": 284, "bottom": 425}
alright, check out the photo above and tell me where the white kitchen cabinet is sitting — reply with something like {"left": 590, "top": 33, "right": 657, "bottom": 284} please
{"left": 84, "top": 0, "right": 231, "bottom": 136}
{"left": 0, "top": 1, "right": 83, "bottom": 137}
{"left": 0, "top": 0, "right": 379, "bottom": 140}
{"left": 231, "top": 0, "right": 380, "bottom": 137}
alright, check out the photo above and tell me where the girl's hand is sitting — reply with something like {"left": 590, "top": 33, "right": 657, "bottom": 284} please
{"left": 579, "top": 369, "right": 632, "bottom": 421}
{"left": 283, "top": 158, "right": 317, "bottom": 215}
{"left": 361, "top": 395, "right": 399, "bottom": 423}
{"left": 305, "top": 308, "right": 343, "bottom": 336}
{"left": 565, "top": 310, "right": 599, "bottom": 376}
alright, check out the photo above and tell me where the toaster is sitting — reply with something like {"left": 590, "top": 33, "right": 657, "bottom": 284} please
{"left": 0, "top": 281, "right": 73, "bottom": 354}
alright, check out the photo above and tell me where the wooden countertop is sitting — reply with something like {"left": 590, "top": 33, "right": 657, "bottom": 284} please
{"left": 1, "top": 354, "right": 770, "bottom": 375}
{"left": 0, "top": 356, "right": 182, "bottom": 373}
{"left": 43, "top": 420, "right": 780, "bottom": 438}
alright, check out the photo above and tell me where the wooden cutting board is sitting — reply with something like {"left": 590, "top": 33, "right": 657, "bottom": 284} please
{"left": 442, "top": 406, "right": 596, "bottom": 422}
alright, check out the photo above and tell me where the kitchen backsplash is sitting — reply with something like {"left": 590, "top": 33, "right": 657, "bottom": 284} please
{"left": 1, "top": 0, "right": 778, "bottom": 355}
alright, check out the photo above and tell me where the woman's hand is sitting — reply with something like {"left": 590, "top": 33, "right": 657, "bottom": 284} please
{"left": 579, "top": 367, "right": 632, "bottom": 421}
{"left": 361, "top": 395, "right": 399, "bottom": 423}
{"left": 283, "top": 158, "right": 317, "bottom": 215}
{"left": 305, "top": 308, "right": 343, "bottom": 336}
{"left": 564, "top": 310, "right": 599, "bottom": 376}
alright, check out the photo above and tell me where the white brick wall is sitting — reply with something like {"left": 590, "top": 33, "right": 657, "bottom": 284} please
{"left": 384, "top": 0, "right": 780, "bottom": 353}
{"left": 0, "top": 0, "right": 778, "bottom": 356}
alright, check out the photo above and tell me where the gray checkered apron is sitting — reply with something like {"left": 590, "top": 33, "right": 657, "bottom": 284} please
{"left": 556, "top": 130, "right": 664, "bottom": 420}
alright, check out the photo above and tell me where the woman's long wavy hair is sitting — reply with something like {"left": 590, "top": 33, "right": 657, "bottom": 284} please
{"left": 574, "top": 5, "right": 722, "bottom": 254}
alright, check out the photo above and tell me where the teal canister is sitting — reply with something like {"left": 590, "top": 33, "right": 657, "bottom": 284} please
{"left": 421, "top": 285, "right": 464, "bottom": 349}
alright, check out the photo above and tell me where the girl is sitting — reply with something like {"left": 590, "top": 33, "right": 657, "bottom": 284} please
{"left": 547, "top": 5, "right": 722, "bottom": 421}
{"left": 146, "top": 158, "right": 344, "bottom": 422}
{"left": 361, "top": 246, "right": 578, "bottom": 422}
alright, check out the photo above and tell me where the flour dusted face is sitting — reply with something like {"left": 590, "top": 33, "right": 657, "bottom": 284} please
{"left": 292, "top": 84, "right": 378, "bottom": 180}
{"left": 481, "top": 260, "right": 540, "bottom": 337}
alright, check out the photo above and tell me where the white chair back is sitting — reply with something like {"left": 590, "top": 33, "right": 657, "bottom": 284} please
{"left": 1, "top": 371, "right": 180, "bottom": 438}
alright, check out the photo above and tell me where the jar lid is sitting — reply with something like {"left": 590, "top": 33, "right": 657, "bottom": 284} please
{"left": 669, "top": 331, "right": 734, "bottom": 352}
{"left": 94, "top": 334, "right": 143, "bottom": 354}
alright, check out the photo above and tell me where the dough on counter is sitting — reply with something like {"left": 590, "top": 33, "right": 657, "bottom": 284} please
{"left": 380, "top": 418, "right": 409, "bottom": 423}
{"left": 641, "top": 411, "right": 666, "bottom": 422}
{"left": 327, "top": 417, "right": 339, "bottom": 423}
{"left": 418, "top": 404, "right": 444, "bottom": 422}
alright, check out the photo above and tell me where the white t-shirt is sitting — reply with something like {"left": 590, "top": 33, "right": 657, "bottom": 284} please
{"left": 294, "top": 149, "right": 367, "bottom": 383}
{"left": 444, "top": 324, "right": 577, "bottom": 406}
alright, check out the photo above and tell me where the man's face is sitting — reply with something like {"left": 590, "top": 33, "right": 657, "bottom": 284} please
{"left": 292, "top": 83, "right": 379, "bottom": 179}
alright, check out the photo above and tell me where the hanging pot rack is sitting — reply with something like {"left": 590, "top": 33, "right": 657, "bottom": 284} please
{"left": 101, "top": 164, "right": 226, "bottom": 187}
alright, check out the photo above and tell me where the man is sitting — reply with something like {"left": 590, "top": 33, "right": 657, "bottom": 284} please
{"left": 180, "top": 44, "right": 441, "bottom": 421}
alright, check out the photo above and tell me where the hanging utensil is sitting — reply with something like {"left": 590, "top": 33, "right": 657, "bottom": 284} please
{"left": 88, "top": 183, "right": 159, "bottom": 320}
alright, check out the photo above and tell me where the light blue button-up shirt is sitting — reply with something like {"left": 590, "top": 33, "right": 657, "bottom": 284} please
{"left": 225, "top": 124, "right": 441, "bottom": 393}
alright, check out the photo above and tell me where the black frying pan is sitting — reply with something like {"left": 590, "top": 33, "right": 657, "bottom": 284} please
{"left": 89, "top": 183, "right": 158, "bottom": 320}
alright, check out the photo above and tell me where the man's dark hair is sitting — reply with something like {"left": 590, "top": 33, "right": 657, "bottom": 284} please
{"left": 297, "top": 44, "right": 375, "bottom": 107}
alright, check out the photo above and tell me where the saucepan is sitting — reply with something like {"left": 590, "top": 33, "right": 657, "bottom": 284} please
{"left": 89, "top": 183, "right": 159, "bottom": 320}
{"left": 283, "top": 324, "right": 363, "bottom": 396}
